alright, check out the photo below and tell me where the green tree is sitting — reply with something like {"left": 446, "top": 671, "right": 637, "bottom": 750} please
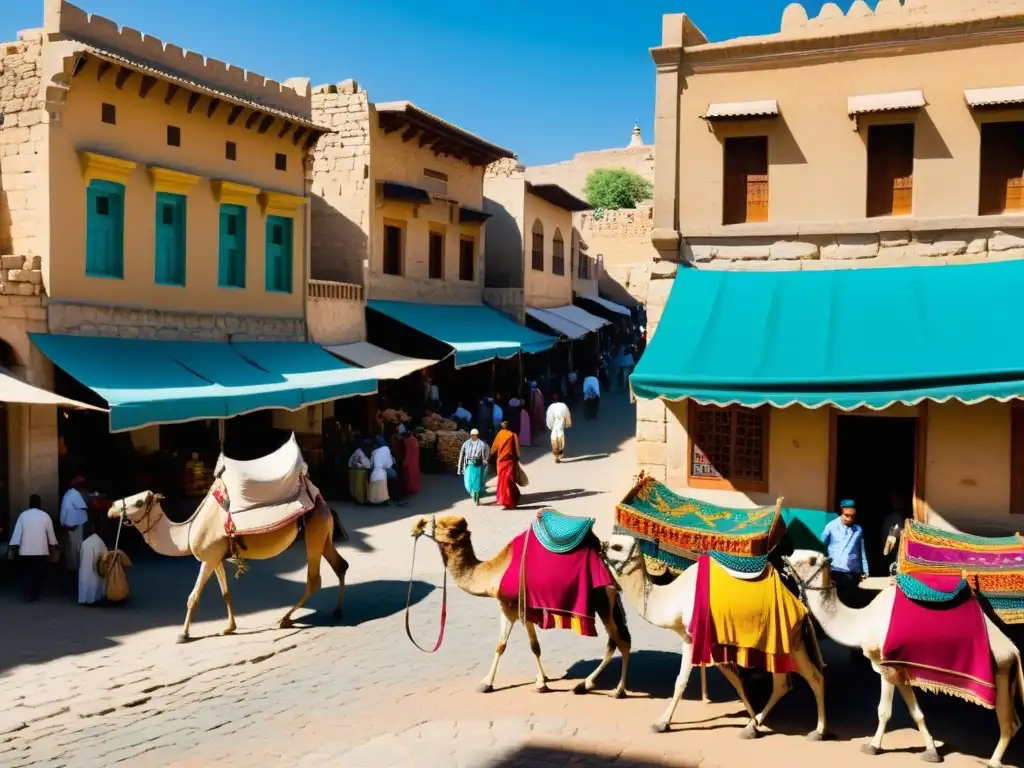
{"left": 584, "top": 168, "right": 653, "bottom": 210}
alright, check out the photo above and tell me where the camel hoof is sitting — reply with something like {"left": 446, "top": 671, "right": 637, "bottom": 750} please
{"left": 650, "top": 722, "right": 669, "bottom": 734}
{"left": 221, "top": 627, "right": 236, "bottom": 636}
{"left": 175, "top": 634, "right": 192, "bottom": 644}
{"left": 279, "top": 618, "right": 294, "bottom": 630}
{"left": 613, "top": 688, "right": 626, "bottom": 699}
{"left": 535, "top": 684, "right": 550, "bottom": 693}
{"left": 476, "top": 683, "right": 493, "bottom": 694}
{"left": 739, "top": 724, "right": 761, "bottom": 740}
{"left": 573, "top": 682, "right": 589, "bottom": 695}
{"left": 860, "top": 745, "right": 880, "bottom": 756}
{"left": 806, "top": 730, "right": 825, "bottom": 742}
{"left": 332, "top": 608, "right": 344, "bottom": 622}
{"left": 921, "top": 749, "right": 942, "bottom": 764}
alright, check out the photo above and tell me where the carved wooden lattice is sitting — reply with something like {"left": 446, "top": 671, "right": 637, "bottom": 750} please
{"left": 690, "top": 404, "right": 767, "bottom": 488}
{"left": 691, "top": 408, "right": 732, "bottom": 479}
{"left": 732, "top": 409, "right": 765, "bottom": 481}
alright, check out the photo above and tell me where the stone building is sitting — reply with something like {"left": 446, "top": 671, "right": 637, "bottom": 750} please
{"left": 635, "top": 0, "right": 1024, "bottom": 546}
{"left": 0, "top": 0, "right": 374, "bottom": 524}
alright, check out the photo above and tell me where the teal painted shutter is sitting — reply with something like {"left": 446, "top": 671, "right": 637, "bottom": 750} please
{"left": 85, "top": 180, "right": 125, "bottom": 278}
{"left": 265, "top": 215, "right": 292, "bottom": 292}
{"left": 155, "top": 192, "right": 186, "bottom": 286}
{"left": 218, "top": 204, "right": 246, "bottom": 288}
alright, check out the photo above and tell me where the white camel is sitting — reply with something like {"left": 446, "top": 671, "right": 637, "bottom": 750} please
{"left": 785, "top": 549, "right": 1024, "bottom": 767}
{"left": 604, "top": 535, "right": 827, "bottom": 738}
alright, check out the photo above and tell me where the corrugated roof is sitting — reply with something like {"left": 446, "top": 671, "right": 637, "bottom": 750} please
{"left": 74, "top": 43, "right": 330, "bottom": 133}
{"left": 965, "top": 86, "right": 1024, "bottom": 108}
{"left": 847, "top": 90, "right": 926, "bottom": 116}
{"left": 703, "top": 100, "right": 780, "bottom": 119}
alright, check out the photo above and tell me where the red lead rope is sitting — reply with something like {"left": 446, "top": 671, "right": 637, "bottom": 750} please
{"left": 405, "top": 535, "right": 448, "bottom": 653}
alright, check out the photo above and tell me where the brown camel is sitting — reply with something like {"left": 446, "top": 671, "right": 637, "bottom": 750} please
{"left": 412, "top": 516, "right": 632, "bottom": 696}
{"left": 110, "top": 490, "right": 348, "bottom": 642}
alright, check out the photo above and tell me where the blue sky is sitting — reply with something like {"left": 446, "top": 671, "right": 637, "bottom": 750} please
{"left": 3, "top": 1, "right": 857, "bottom": 165}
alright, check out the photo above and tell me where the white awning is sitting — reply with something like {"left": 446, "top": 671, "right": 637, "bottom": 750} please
{"left": 703, "top": 100, "right": 779, "bottom": 119}
{"left": 544, "top": 305, "right": 610, "bottom": 334}
{"left": 0, "top": 367, "right": 104, "bottom": 411}
{"left": 526, "top": 308, "right": 589, "bottom": 340}
{"left": 324, "top": 342, "right": 437, "bottom": 381}
{"left": 965, "top": 86, "right": 1024, "bottom": 108}
{"left": 580, "top": 295, "right": 631, "bottom": 317}
{"left": 848, "top": 90, "right": 926, "bottom": 116}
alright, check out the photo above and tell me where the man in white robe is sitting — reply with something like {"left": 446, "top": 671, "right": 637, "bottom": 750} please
{"left": 60, "top": 476, "right": 89, "bottom": 572}
{"left": 368, "top": 437, "right": 393, "bottom": 505}
{"left": 545, "top": 394, "right": 573, "bottom": 463}
{"left": 78, "top": 519, "right": 108, "bottom": 605}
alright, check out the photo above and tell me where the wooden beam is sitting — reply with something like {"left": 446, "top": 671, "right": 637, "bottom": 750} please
{"left": 186, "top": 92, "right": 201, "bottom": 113}
{"left": 292, "top": 126, "right": 307, "bottom": 146}
{"left": 245, "top": 111, "right": 261, "bottom": 130}
{"left": 71, "top": 55, "right": 87, "bottom": 78}
{"left": 401, "top": 125, "right": 419, "bottom": 143}
{"left": 257, "top": 115, "right": 274, "bottom": 134}
{"left": 227, "top": 105, "right": 244, "bottom": 125}
{"left": 163, "top": 83, "right": 179, "bottom": 105}
{"left": 138, "top": 75, "right": 158, "bottom": 99}
{"left": 277, "top": 120, "right": 293, "bottom": 138}
{"left": 418, "top": 131, "right": 439, "bottom": 148}
{"left": 304, "top": 132, "right": 318, "bottom": 150}
{"left": 379, "top": 116, "right": 402, "bottom": 135}
{"left": 114, "top": 66, "right": 132, "bottom": 90}
{"left": 207, "top": 98, "right": 221, "bottom": 119}
{"left": 96, "top": 60, "right": 112, "bottom": 82}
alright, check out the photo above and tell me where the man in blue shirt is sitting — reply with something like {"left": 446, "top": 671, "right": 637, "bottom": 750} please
{"left": 822, "top": 499, "right": 869, "bottom": 604}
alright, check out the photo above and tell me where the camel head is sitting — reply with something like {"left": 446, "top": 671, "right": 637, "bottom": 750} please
{"left": 412, "top": 515, "right": 470, "bottom": 548}
{"left": 108, "top": 490, "right": 165, "bottom": 523}
{"left": 782, "top": 549, "right": 834, "bottom": 593}
{"left": 602, "top": 533, "right": 643, "bottom": 577}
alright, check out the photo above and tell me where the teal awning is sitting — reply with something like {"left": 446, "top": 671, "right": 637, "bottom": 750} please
{"left": 29, "top": 335, "right": 378, "bottom": 432}
{"left": 631, "top": 261, "right": 1024, "bottom": 410}
{"left": 231, "top": 341, "right": 377, "bottom": 405}
{"left": 367, "top": 300, "right": 557, "bottom": 368}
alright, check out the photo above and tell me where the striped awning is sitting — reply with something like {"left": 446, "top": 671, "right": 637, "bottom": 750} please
{"left": 703, "top": 100, "right": 779, "bottom": 119}
{"left": 964, "top": 86, "right": 1024, "bottom": 108}
{"left": 848, "top": 90, "right": 926, "bottom": 116}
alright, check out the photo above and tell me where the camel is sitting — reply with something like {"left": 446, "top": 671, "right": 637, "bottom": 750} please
{"left": 411, "top": 516, "right": 632, "bottom": 696}
{"left": 784, "top": 549, "right": 1024, "bottom": 767}
{"left": 110, "top": 490, "right": 348, "bottom": 642}
{"left": 603, "top": 534, "right": 828, "bottom": 738}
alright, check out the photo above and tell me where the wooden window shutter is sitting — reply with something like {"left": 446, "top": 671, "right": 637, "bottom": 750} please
{"left": 746, "top": 174, "right": 769, "bottom": 223}
{"left": 980, "top": 122, "right": 1024, "bottom": 215}
{"left": 867, "top": 124, "right": 915, "bottom": 217}
{"left": 723, "top": 136, "right": 768, "bottom": 225}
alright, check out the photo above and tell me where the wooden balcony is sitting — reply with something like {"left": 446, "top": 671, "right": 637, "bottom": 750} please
{"left": 308, "top": 279, "right": 363, "bottom": 302}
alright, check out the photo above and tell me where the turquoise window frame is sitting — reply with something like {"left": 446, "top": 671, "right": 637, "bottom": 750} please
{"left": 85, "top": 179, "right": 125, "bottom": 279}
{"left": 154, "top": 192, "right": 187, "bottom": 286}
{"left": 218, "top": 203, "right": 247, "bottom": 289}
{"left": 264, "top": 214, "right": 293, "bottom": 293}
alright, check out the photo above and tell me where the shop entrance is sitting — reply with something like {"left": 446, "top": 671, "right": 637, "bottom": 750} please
{"left": 833, "top": 415, "right": 917, "bottom": 575}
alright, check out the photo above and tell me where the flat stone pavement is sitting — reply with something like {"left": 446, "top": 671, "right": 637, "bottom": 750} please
{"left": 2, "top": 393, "right": 1023, "bottom": 767}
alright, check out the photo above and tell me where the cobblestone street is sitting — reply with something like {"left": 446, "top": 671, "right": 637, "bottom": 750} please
{"left": 2, "top": 394, "right": 1022, "bottom": 767}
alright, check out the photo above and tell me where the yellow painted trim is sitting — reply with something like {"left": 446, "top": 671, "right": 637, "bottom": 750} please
{"left": 212, "top": 180, "right": 260, "bottom": 206}
{"left": 259, "top": 190, "right": 309, "bottom": 218}
{"left": 149, "top": 166, "right": 201, "bottom": 196}
{"left": 79, "top": 151, "right": 136, "bottom": 185}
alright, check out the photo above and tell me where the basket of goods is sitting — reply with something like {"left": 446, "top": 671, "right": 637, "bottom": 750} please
{"left": 416, "top": 429, "right": 438, "bottom": 449}
{"left": 421, "top": 413, "right": 444, "bottom": 431}
{"left": 438, "top": 418, "right": 458, "bottom": 432}
{"left": 435, "top": 430, "right": 470, "bottom": 472}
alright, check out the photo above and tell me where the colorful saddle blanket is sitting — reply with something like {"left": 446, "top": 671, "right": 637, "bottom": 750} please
{"left": 882, "top": 573, "right": 996, "bottom": 708}
{"left": 498, "top": 527, "right": 613, "bottom": 637}
{"left": 531, "top": 509, "right": 596, "bottom": 554}
{"left": 688, "top": 555, "right": 818, "bottom": 674}
{"left": 898, "top": 519, "right": 1024, "bottom": 624}
{"left": 614, "top": 474, "right": 785, "bottom": 573}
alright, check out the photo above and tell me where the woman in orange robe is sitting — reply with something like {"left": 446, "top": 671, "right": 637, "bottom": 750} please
{"left": 402, "top": 429, "right": 421, "bottom": 495}
{"left": 490, "top": 421, "right": 521, "bottom": 509}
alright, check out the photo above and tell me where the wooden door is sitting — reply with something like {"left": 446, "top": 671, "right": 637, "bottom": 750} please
{"left": 723, "top": 136, "right": 769, "bottom": 225}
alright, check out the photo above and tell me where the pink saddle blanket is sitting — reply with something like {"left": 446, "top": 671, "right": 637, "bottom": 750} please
{"left": 882, "top": 574, "right": 997, "bottom": 708}
{"left": 498, "top": 529, "right": 614, "bottom": 636}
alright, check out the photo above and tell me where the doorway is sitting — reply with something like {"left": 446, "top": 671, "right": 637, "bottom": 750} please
{"left": 833, "top": 415, "right": 917, "bottom": 575}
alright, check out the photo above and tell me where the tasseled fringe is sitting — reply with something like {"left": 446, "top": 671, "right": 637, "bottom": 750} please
{"left": 907, "top": 680, "right": 995, "bottom": 710}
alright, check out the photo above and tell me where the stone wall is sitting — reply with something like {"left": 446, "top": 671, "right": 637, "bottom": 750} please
{"left": 482, "top": 287, "right": 525, "bottom": 325}
{"left": 47, "top": 303, "right": 305, "bottom": 341}
{"left": 526, "top": 145, "right": 654, "bottom": 203}
{"left": 576, "top": 206, "right": 656, "bottom": 305}
{"left": 681, "top": 228, "right": 1024, "bottom": 268}
{"left": 310, "top": 80, "right": 371, "bottom": 286}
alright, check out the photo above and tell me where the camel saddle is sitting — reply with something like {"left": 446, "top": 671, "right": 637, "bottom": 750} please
{"left": 531, "top": 509, "right": 596, "bottom": 554}
{"left": 210, "top": 434, "right": 320, "bottom": 537}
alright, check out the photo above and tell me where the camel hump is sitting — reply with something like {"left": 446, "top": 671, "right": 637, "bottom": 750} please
{"left": 532, "top": 509, "right": 596, "bottom": 554}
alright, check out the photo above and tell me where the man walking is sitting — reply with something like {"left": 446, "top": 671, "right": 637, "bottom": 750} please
{"left": 9, "top": 495, "right": 57, "bottom": 602}
{"left": 546, "top": 393, "right": 572, "bottom": 463}
{"left": 60, "top": 476, "right": 89, "bottom": 572}
{"left": 583, "top": 371, "right": 601, "bottom": 420}
{"left": 821, "top": 499, "right": 869, "bottom": 606}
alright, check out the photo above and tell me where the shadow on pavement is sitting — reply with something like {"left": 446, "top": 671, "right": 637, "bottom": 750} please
{"left": 493, "top": 745, "right": 699, "bottom": 767}
{"left": 559, "top": 453, "right": 610, "bottom": 463}
{"left": 518, "top": 488, "right": 600, "bottom": 509}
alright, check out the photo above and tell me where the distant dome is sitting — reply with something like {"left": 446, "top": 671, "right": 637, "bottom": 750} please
{"left": 628, "top": 121, "right": 644, "bottom": 148}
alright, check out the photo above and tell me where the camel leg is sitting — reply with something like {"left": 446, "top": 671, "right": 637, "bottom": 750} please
{"left": 479, "top": 607, "right": 516, "bottom": 693}
{"left": 575, "top": 635, "right": 617, "bottom": 696}
{"left": 895, "top": 685, "right": 941, "bottom": 763}
{"left": 701, "top": 667, "right": 709, "bottom": 702}
{"left": 278, "top": 518, "right": 326, "bottom": 629}
{"left": 178, "top": 560, "right": 216, "bottom": 643}
{"left": 523, "top": 619, "right": 550, "bottom": 692}
{"left": 577, "top": 590, "right": 631, "bottom": 698}
{"left": 320, "top": 538, "right": 349, "bottom": 620}
{"left": 213, "top": 562, "right": 237, "bottom": 636}
{"left": 715, "top": 664, "right": 758, "bottom": 723}
{"left": 793, "top": 647, "right": 828, "bottom": 740}
{"left": 986, "top": 669, "right": 1018, "bottom": 768}
{"left": 652, "top": 639, "right": 694, "bottom": 734}
{"left": 862, "top": 677, "right": 896, "bottom": 755}
{"left": 738, "top": 671, "right": 791, "bottom": 739}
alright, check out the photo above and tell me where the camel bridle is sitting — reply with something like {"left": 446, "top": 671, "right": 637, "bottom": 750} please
{"left": 783, "top": 556, "right": 837, "bottom": 603}
{"left": 405, "top": 515, "right": 447, "bottom": 654}
{"left": 120, "top": 494, "right": 165, "bottom": 537}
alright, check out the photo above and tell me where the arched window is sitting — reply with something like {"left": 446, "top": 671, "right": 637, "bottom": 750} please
{"left": 531, "top": 219, "right": 544, "bottom": 271}
{"left": 552, "top": 228, "right": 565, "bottom": 276}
